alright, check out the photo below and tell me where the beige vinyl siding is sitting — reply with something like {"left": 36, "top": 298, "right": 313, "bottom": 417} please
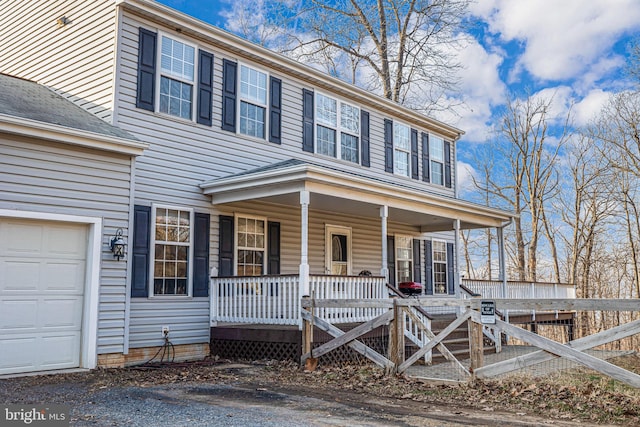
{"left": 217, "top": 201, "right": 421, "bottom": 276}
{"left": 0, "top": 134, "right": 133, "bottom": 354}
{"left": 0, "top": 0, "right": 117, "bottom": 121}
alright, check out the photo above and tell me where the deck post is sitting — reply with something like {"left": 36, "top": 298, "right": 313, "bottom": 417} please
{"left": 388, "top": 298, "right": 404, "bottom": 374}
{"left": 469, "top": 318, "right": 484, "bottom": 375}
{"left": 380, "top": 206, "right": 389, "bottom": 282}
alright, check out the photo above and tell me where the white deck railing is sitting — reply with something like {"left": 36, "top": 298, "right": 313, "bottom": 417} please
{"left": 462, "top": 279, "right": 575, "bottom": 300}
{"left": 211, "top": 274, "right": 389, "bottom": 326}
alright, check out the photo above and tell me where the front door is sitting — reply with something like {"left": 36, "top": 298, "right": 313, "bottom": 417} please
{"left": 325, "top": 225, "right": 352, "bottom": 275}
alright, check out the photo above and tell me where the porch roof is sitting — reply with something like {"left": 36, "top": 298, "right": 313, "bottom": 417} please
{"left": 200, "top": 160, "right": 514, "bottom": 232}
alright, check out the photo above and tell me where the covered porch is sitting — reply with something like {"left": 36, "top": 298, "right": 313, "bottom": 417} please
{"left": 201, "top": 160, "right": 514, "bottom": 327}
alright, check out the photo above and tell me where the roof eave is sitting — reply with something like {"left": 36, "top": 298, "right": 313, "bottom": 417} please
{"left": 0, "top": 114, "right": 148, "bottom": 156}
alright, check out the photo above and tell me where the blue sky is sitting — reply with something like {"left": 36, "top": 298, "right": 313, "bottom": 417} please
{"left": 157, "top": 0, "right": 640, "bottom": 187}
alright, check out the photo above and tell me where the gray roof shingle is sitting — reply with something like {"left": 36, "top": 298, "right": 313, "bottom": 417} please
{"left": 0, "top": 73, "right": 137, "bottom": 141}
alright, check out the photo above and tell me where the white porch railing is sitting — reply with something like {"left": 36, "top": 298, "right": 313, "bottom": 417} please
{"left": 211, "top": 275, "right": 300, "bottom": 325}
{"left": 211, "top": 274, "right": 389, "bottom": 326}
{"left": 310, "top": 275, "right": 388, "bottom": 323}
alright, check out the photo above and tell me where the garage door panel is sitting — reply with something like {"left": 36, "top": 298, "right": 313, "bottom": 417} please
{"left": 41, "top": 298, "right": 83, "bottom": 329}
{"left": 1, "top": 223, "right": 44, "bottom": 254}
{"left": 1, "top": 260, "right": 41, "bottom": 292}
{"left": 0, "top": 336, "right": 39, "bottom": 374}
{"left": 45, "top": 261, "right": 86, "bottom": 291}
{"left": 46, "top": 226, "right": 87, "bottom": 257}
{"left": 0, "top": 300, "right": 37, "bottom": 330}
{"left": 0, "top": 219, "right": 88, "bottom": 374}
{"left": 40, "top": 333, "right": 81, "bottom": 368}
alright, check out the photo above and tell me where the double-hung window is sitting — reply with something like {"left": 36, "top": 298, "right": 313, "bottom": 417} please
{"left": 159, "top": 35, "right": 196, "bottom": 120}
{"left": 395, "top": 235, "right": 413, "bottom": 283}
{"left": 315, "top": 93, "right": 360, "bottom": 163}
{"left": 432, "top": 240, "right": 447, "bottom": 294}
{"left": 236, "top": 215, "right": 266, "bottom": 276}
{"left": 394, "top": 123, "right": 411, "bottom": 176}
{"left": 239, "top": 65, "right": 268, "bottom": 139}
{"left": 151, "top": 205, "right": 193, "bottom": 296}
{"left": 430, "top": 135, "right": 445, "bottom": 186}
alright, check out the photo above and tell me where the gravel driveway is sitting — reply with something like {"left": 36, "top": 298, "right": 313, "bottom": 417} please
{"left": 0, "top": 360, "right": 632, "bottom": 426}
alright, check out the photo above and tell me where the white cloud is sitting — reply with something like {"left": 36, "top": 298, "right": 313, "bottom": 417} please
{"left": 573, "top": 89, "right": 612, "bottom": 126}
{"left": 456, "top": 159, "right": 478, "bottom": 195}
{"left": 437, "top": 36, "right": 507, "bottom": 143}
{"left": 471, "top": 0, "right": 640, "bottom": 82}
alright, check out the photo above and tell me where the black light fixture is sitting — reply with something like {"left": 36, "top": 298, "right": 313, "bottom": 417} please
{"left": 110, "top": 228, "right": 126, "bottom": 261}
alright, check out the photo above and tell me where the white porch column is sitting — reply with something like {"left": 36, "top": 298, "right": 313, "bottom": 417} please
{"left": 454, "top": 219, "right": 461, "bottom": 298}
{"left": 380, "top": 205, "right": 389, "bottom": 282}
{"left": 299, "top": 190, "right": 310, "bottom": 297}
{"left": 497, "top": 225, "right": 507, "bottom": 298}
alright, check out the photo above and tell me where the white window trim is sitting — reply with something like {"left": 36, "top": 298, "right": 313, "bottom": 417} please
{"left": 155, "top": 31, "right": 198, "bottom": 122}
{"left": 234, "top": 213, "right": 268, "bottom": 276}
{"left": 237, "top": 62, "right": 270, "bottom": 140}
{"left": 149, "top": 203, "right": 194, "bottom": 298}
{"left": 325, "top": 225, "right": 353, "bottom": 275}
{"left": 314, "top": 91, "right": 361, "bottom": 163}
{"left": 394, "top": 234, "right": 413, "bottom": 284}
{"left": 429, "top": 133, "right": 445, "bottom": 186}
{"left": 432, "top": 238, "right": 448, "bottom": 294}
{"left": 393, "top": 121, "right": 411, "bottom": 177}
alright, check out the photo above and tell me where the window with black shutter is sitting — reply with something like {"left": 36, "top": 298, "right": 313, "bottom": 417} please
{"left": 135, "top": 28, "right": 213, "bottom": 126}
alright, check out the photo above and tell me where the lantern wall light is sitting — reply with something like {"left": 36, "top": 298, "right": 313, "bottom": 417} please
{"left": 110, "top": 228, "right": 126, "bottom": 261}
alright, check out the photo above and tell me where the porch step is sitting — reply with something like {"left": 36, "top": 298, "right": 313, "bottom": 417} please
{"left": 409, "top": 314, "right": 496, "bottom": 364}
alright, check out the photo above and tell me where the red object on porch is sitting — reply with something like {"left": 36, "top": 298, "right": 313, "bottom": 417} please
{"left": 398, "top": 281, "right": 423, "bottom": 295}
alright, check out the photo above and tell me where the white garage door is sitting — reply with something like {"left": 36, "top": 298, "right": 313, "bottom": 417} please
{"left": 0, "top": 219, "right": 87, "bottom": 375}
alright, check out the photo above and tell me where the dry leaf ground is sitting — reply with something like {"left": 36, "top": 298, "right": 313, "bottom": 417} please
{"left": 1, "top": 354, "right": 639, "bottom": 426}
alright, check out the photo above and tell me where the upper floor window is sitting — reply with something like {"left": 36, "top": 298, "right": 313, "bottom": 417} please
{"left": 136, "top": 28, "right": 214, "bottom": 126}
{"left": 315, "top": 93, "right": 360, "bottom": 163}
{"left": 394, "top": 123, "right": 411, "bottom": 176}
{"left": 159, "top": 35, "right": 196, "bottom": 120}
{"left": 430, "top": 135, "right": 445, "bottom": 186}
{"left": 151, "top": 205, "right": 193, "bottom": 296}
{"left": 239, "top": 65, "right": 268, "bottom": 138}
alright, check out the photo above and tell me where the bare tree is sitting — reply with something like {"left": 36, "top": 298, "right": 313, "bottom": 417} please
{"left": 224, "top": 0, "right": 469, "bottom": 112}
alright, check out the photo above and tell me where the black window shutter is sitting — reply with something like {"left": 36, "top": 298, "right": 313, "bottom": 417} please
{"left": 411, "top": 128, "right": 419, "bottom": 180}
{"left": 221, "top": 59, "right": 237, "bottom": 132}
{"left": 360, "top": 110, "right": 370, "bottom": 167}
{"left": 422, "top": 132, "right": 430, "bottom": 182}
{"left": 387, "top": 235, "right": 395, "bottom": 286}
{"left": 197, "top": 50, "right": 214, "bottom": 126}
{"left": 412, "top": 239, "right": 421, "bottom": 284}
{"left": 131, "top": 205, "right": 151, "bottom": 297}
{"left": 444, "top": 140, "right": 452, "bottom": 188}
{"left": 269, "top": 77, "right": 282, "bottom": 144}
{"left": 219, "top": 215, "right": 235, "bottom": 276}
{"left": 447, "top": 242, "right": 455, "bottom": 294}
{"left": 302, "top": 88, "right": 314, "bottom": 152}
{"left": 424, "top": 240, "right": 433, "bottom": 295}
{"left": 384, "top": 119, "right": 394, "bottom": 173}
{"left": 193, "top": 212, "right": 210, "bottom": 297}
{"left": 267, "top": 221, "right": 281, "bottom": 274}
{"left": 136, "top": 28, "right": 156, "bottom": 112}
